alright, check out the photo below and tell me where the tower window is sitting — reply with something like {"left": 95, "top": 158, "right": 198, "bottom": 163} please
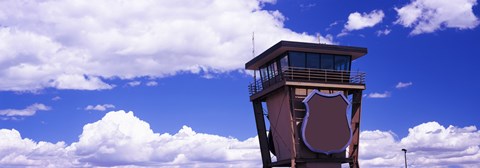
{"left": 321, "top": 54, "right": 334, "bottom": 69}
{"left": 334, "top": 55, "right": 351, "bottom": 71}
{"left": 306, "top": 53, "right": 320, "bottom": 69}
{"left": 289, "top": 52, "right": 306, "bottom": 68}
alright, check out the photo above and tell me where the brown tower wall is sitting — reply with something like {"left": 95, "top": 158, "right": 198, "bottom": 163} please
{"left": 266, "top": 89, "right": 293, "bottom": 161}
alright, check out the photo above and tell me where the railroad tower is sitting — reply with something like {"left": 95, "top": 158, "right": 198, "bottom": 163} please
{"left": 246, "top": 41, "right": 367, "bottom": 168}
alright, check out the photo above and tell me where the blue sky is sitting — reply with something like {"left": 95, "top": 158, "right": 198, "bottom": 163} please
{"left": 0, "top": 0, "right": 479, "bottom": 167}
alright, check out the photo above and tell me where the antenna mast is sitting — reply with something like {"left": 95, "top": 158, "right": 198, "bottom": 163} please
{"left": 317, "top": 33, "right": 321, "bottom": 44}
{"left": 252, "top": 32, "right": 255, "bottom": 57}
{"left": 252, "top": 32, "right": 257, "bottom": 92}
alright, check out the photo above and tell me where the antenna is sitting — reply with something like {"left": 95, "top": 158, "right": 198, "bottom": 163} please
{"left": 317, "top": 33, "right": 321, "bottom": 44}
{"left": 252, "top": 32, "right": 257, "bottom": 92}
{"left": 252, "top": 32, "right": 255, "bottom": 57}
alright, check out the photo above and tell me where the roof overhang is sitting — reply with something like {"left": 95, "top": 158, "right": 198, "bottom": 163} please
{"left": 245, "top": 41, "right": 368, "bottom": 70}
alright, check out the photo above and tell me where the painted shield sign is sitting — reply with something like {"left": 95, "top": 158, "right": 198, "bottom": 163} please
{"left": 301, "top": 90, "right": 351, "bottom": 154}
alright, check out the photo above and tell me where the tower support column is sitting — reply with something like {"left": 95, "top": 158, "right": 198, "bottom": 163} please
{"left": 252, "top": 100, "right": 272, "bottom": 168}
{"left": 349, "top": 90, "right": 363, "bottom": 168}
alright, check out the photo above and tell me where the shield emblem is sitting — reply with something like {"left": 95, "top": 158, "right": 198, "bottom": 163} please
{"left": 301, "top": 90, "right": 351, "bottom": 154}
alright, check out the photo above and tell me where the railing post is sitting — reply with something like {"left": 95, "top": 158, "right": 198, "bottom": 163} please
{"left": 290, "top": 67, "right": 294, "bottom": 80}
{"left": 341, "top": 71, "right": 344, "bottom": 83}
{"left": 323, "top": 70, "right": 326, "bottom": 82}
{"left": 308, "top": 68, "right": 310, "bottom": 81}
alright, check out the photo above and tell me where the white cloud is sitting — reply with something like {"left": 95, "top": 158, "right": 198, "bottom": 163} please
{"left": 345, "top": 10, "right": 385, "bottom": 31}
{"left": 337, "top": 31, "right": 349, "bottom": 37}
{"left": 367, "top": 91, "right": 391, "bottom": 98}
{"left": 84, "top": 104, "right": 115, "bottom": 111}
{"left": 326, "top": 20, "right": 341, "bottom": 31}
{"left": 146, "top": 81, "right": 158, "bottom": 87}
{"left": 0, "top": 28, "right": 113, "bottom": 91}
{"left": 376, "top": 29, "right": 391, "bottom": 36}
{"left": 53, "top": 74, "right": 114, "bottom": 90}
{"left": 52, "top": 96, "right": 61, "bottom": 101}
{"left": 127, "top": 81, "right": 141, "bottom": 87}
{"left": 0, "top": 129, "right": 73, "bottom": 167}
{"left": 360, "top": 122, "right": 480, "bottom": 167}
{"left": 395, "top": 0, "right": 479, "bottom": 35}
{"left": 0, "top": 110, "right": 259, "bottom": 167}
{"left": 0, "top": 111, "right": 479, "bottom": 167}
{"left": 396, "top": 82, "right": 413, "bottom": 89}
{"left": 299, "top": 3, "right": 316, "bottom": 10}
{"left": 0, "top": 103, "right": 50, "bottom": 118}
{"left": 0, "top": 0, "right": 332, "bottom": 91}
{"left": 359, "top": 130, "right": 401, "bottom": 166}
{"left": 70, "top": 110, "right": 261, "bottom": 167}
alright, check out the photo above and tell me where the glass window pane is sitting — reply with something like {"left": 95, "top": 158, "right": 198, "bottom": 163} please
{"left": 306, "top": 53, "right": 320, "bottom": 69}
{"left": 272, "top": 62, "right": 278, "bottom": 76}
{"left": 289, "top": 52, "right": 305, "bottom": 68}
{"left": 261, "top": 67, "right": 268, "bottom": 81}
{"left": 267, "top": 64, "right": 273, "bottom": 79}
{"left": 321, "top": 54, "right": 334, "bottom": 69}
{"left": 268, "top": 63, "right": 274, "bottom": 78}
{"left": 280, "top": 55, "right": 289, "bottom": 71}
{"left": 346, "top": 56, "right": 351, "bottom": 70}
{"left": 334, "top": 55, "right": 351, "bottom": 71}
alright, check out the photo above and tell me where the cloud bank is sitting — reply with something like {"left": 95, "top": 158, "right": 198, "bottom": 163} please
{"left": 0, "top": 110, "right": 261, "bottom": 167}
{"left": 0, "top": 129, "right": 72, "bottom": 167}
{"left": 1, "top": 110, "right": 479, "bottom": 167}
{"left": 0, "top": 0, "right": 331, "bottom": 92}
{"left": 361, "top": 122, "right": 480, "bottom": 167}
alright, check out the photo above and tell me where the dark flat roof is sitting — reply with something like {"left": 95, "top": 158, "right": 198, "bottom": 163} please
{"left": 245, "top": 41, "right": 368, "bottom": 70}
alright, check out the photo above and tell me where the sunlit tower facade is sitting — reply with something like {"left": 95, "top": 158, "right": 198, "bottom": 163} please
{"left": 246, "top": 41, "right": 367, "bottom": 168}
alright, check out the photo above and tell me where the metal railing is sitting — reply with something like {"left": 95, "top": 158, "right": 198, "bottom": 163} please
{"left": 283, "top": 67, "right": 365, "bottom": 84}
{"left": 248, "top": 78, "right": 263, "bottom": 95}
{"left": 248, "top": 67, "right": 366, "bottom": 95}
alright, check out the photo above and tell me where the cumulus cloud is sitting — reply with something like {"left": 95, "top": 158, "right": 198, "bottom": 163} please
{"left": 70, "top": 111, "right": 260, "bottom": 167}
{"left": 84, "top": 104, "right": 115, "bottom": 111}
{"left": 360, "top": 122, "right": 480, "bottom": 167}
{"left": 344, "top": 10, "right": 385, "bottom": 31}
{"left": 395, "top": 0, "right": 479, "bottom": 35}
{"left": 0, "top": 103, "right": 50, "bottom": 119}
{"left": 0, "top": 111, "right": 479, "bottom": 167}
{"left": 0, "top": 129, "right": 73, "bottom": 167}
{"left": 0, "top": 110, "right": 261, "bottom": 167}
{"left": 0, "top": 0, "right": 332, "bottom": 91}
{"left": 367, "top": 91, "right": 391, "bottom": 98}
{"left": 396, "top": 82, "right": 413, "bottom": 89}
{"left": 0, "top": 28, "right": 113, "bottom": 91}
